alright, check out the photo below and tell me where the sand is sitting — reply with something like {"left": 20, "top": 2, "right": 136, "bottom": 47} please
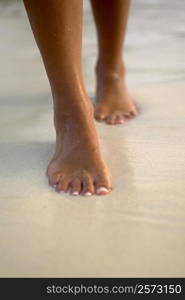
{"left": 0, "top": 0, "right": 185, "bottom": 277}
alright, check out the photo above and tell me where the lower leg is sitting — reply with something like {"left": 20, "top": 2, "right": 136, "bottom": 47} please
{"left": 24, "top": 0, "right": 111, "bottom": 195}
{"left": 91, "top": 0, "right": 138, "bottom": 125}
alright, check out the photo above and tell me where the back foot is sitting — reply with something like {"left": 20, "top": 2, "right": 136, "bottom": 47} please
{"left": 94, "top": 63, "right": 138, "bottom": 125}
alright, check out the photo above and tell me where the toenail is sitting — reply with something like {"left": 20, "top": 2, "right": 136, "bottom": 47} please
{"left": 96, "top": 187, "right": 109, "bottom": 195}
{"left": 84, "top": 192, "right": 92, "bottom": 196}
{"left": 53, "top": 184, "right": 57, "bottom": 188}
{"left": 72, "top": 191, "right": 79, "bottom": 196}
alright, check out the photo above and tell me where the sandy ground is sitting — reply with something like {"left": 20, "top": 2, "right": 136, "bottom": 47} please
{"left": 0, "top": 0, "right": 185, "bottom": 277}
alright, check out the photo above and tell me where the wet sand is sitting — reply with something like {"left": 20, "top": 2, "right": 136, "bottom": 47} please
{"left": 0, "top": 0, "right": 185, "bottom": 277}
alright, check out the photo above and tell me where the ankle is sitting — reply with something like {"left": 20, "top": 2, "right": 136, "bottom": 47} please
{"left": 53, "top": 95, "right": 94, "bottom": 134}
{"left": 96, "top": 58, "right": 126, "bottom": 82}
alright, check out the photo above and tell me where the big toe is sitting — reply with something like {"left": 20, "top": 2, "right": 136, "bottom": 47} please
{"left": 94, "top": 105, "right": 107, "bottom": 122}
{"left": 95, "top": 174, "right": 112, "bottom": 196}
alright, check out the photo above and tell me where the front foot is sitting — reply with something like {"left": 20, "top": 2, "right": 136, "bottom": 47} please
{"left": 94, "top": 66, "right": 138, "bottom": 125}
{"left": 47, "top": 109, "right": 112, "bottom": 196}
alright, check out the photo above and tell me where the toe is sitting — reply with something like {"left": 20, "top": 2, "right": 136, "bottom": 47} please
{"left": 82, "top": 175, "right": 95, "bottom": 196}
{"left": 124, "top": 112, "right": 133, "bottom": 119}
{"left": 130, "top": 104, "right": 138, "bottom": 116}
{"left": 48, "top": 173, "right": 61, "bottom": 188}
{"left": 95, "top": 112, "right": 105, "bottom": 122}
{"left": 130, "top": 109, "right": 138, "bottom": 116}
{"left": 106, "top": 115, "right": 116, "bottom": 125}
{"left": 96, "top": 187, "right": 110, "bottom": 195}
{"left": 95, "top": 111, "right": 106, "bottom": 122}
{"left": 94, "top": 105, "right": 107, "bottom": 122}
{"left": 70, "top": 178, "right": 81, "bottom": 196}
{"left": 95, "top": 174, "right": 112, "bottom": 195}
{"left": 115, "top": 115, "right": 124, "bottom": 124}
{"left": 56, "top": 176, "right": 70, "bottom": 193}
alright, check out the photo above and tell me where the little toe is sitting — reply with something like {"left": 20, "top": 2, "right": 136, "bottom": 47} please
{"left": 70, "top": 177, "right": 81, "bottom": 196}
{"left": 48, "top": 173, "right": 61, "bottom": 188}
{"left": 82, "top": 175, "right": 94, "bottom": 196}
{"left": 130, "top": 109, "right": 138, "bottom": 117}
{"left": 130, "top": 104, "right": 138, "bottom": 116}
{"left": 56, "top": 176, "right": 70, "bottom": 193}
{"left": 124, "top": 112, "right": 133, "bottom": 119}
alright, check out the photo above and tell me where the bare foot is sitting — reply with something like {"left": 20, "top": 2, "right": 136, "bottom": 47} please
{"left": 47, "top": 100, "right": 112, "bottom": 196}
{"left": 94, "top": 63, "right": 138, "bottom": 125}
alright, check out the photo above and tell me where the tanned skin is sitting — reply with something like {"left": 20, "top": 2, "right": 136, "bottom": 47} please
{"left": 23, "top": 0, "right": 137, "bottom": 196}
{"left": 91, "top": 0, "right": 137, "bottom": 125}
